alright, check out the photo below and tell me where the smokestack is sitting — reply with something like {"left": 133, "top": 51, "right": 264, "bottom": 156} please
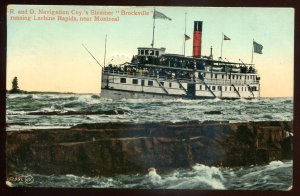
{"left": 193, "top": 21, "right": 202, "bottom": 58}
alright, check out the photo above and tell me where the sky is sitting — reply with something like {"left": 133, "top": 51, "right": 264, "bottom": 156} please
{"left": 6, "top": 5, "right": 294, "bottom": 97}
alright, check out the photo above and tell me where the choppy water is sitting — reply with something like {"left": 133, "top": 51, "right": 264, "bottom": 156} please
{"left": 5, "top": 93, "right": 293, "bottom": 190}
{"left": 9, "top": 160, "right": 292, "bottom": 190}
{"left": 6, "top": 93, "right": 293, "bottom": 131}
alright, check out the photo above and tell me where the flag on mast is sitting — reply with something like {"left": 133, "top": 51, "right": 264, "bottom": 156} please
{"left": 221, "top": 33, "right": 230, "bottom": 58}
{"left": 223, "top": 34, "right": 231, "bottom": 40}
{"left": 153, "top": 10, "right": 172, "bottom": 20}
{"left": 184, "top": 34, "right": 191, "bottom": 40}
{"left": 253, "top": 41, "right": 263, "bottom": 54}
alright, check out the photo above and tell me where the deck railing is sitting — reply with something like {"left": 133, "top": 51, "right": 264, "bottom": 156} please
{"left": 204, "top": 78, "right": 259, "bottom": 85}
{"left": 103, "top": 68, "right": 259, "bottom": 85}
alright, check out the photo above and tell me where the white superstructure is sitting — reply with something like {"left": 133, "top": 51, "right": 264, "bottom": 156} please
{"left": 101, "top": 48, "right": 260, "bottom": 99}
{"left": 100, "top": 20, "right": 261, "bottom": 99}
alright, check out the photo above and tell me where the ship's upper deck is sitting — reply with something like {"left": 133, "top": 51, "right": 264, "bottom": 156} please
{"left": 134, "top": 47, "right": 257, "bottom": 74}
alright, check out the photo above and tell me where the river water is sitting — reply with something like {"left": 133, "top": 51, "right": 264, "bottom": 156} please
{"left": 6, "top": 93, "right": 293, "bottom": 130}
{"left": 5, "top": 93, "right": 293, "bottom": 190}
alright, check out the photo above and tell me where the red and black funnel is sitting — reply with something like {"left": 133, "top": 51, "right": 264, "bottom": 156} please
{"left": 193, "top": 21, "right": 202, "bottom": 58}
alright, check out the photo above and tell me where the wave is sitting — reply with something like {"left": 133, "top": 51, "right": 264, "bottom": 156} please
{"left": 144, "top": 168, "right": 163, "bottom": 187}
{"left": 7, "top": 94, "right": 34, "bottom": 100}
{"left": 25, "top": 109, "right": 127, "bottom": 116}
{"left": 223, "top": 160, "right": 293, "bottom": 190}
{"left": 190, "top": 164, "right": 225, "bottom": 189}
{"left": 9, "top": 160, "right": 292, "bottom": 189}
{"left": 139, "top": 165, "right": 226, "bottom": 189}
{"left": 6, "top": 94, "right": 293, "bottom": 129}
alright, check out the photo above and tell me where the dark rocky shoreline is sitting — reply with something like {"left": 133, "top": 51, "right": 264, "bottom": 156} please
{"left": 6, "top": 121, "right": 293, "bottom": 177}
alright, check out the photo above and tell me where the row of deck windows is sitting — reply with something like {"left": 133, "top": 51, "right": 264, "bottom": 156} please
{"left": 121, "top": 78, "right": 171, "bottom": 87}
{"left": 138, "top": 49, "right": 160, "bottom": 56}
{"left": 120, "top": 78, "right": 256, "bottom": 91}
{"left": 200, "top": 85, "right": 257, "bottom": 91}
{"left": 205, "top": 73, "right": 255, "bottom": 80}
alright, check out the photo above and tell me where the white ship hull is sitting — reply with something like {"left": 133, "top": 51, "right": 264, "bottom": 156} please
{"left": 100, "top": 88, "right": 258, "bottom": 100}
{"left": 101, "top": 89, "right": 189, "bottom": 99}
{"left": 100, "top": 71, "right": 260, "bottom": 99}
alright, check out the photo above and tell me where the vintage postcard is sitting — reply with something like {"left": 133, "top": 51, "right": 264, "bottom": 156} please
{"left": 5, "top": 5, "right": 294, "bottom": 190}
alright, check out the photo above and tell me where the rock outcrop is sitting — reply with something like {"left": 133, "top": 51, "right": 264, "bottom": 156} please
{"left": 6, "top": 121, "right": 293, "bottom": 176}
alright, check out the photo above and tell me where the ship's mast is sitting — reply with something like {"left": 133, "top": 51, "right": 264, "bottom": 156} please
{"left": 184, "top": 12, "right": 187, "bottom": 56}
{"left": 151, "top": 8, "right": 156, "bottom": 48}
{"left": 251, "top": 38, "right": 254, "bottom": 64}
{"left": 104, "top": 35, "right": 107, "bottom": 66}
{"left": 150, "top": 8, "right": 171, "bottom": 48}
{"left": 221, "top": 33, "right": 224, "bottom": 59}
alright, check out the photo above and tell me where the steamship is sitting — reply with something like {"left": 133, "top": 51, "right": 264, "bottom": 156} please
{"left": 100, "top": 21, "right": 260, "bottom": 99}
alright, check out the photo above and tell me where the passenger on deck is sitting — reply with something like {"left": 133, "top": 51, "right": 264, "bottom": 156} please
{"left": 199, "top": 72, "right": 204, "bottom": 80}
{"left": 181, "top": 60, "right": 186, "bottom": 68}
{"left": 143, "top": 68, "right": 149, "bottom": 76}
{"left": 249, "top": 66, "right": 253, "bottom": 73}
{"left": 127, "top": 67, "right": 132, "bottom": 75}
{"left": 193, "top": 60, "right": 197, "bottom": 70}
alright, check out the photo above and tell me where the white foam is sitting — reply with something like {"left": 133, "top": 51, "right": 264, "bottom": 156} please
{"left": 6, "top": 181, "right": 13, "bottom": 187}
{"left": 287, "top": 185, "right": 293, "bottom": 191}
{"left": 31, "top": 94, "right": 42, "bottom": 100}
{"left": 124, "top": 98, "right": 163, "bottom": 104}
{"left": 77, "top": 95, "right": 102, "bottom": 105}
{"left": 194, "top": 176, "right": 225, "bottom": 189}
{"left": 146, "top": 168, "right": 162, "bottom": 186}
{"left": 164, "top": 166, "right": 225, "bottom": 190}
{"left": 193, "top": 164, "right": 224, "bottom": 181}
{"left": 190, "top": 163, "right": 225, "bottom": 189}
{"left": 207, "top": 98, "right": 222, "bottom": 103}
{"left": 66, "top": 174, "right": 77, "bottom": 178}
{"left": 268, "top": 160, "right": 284, "bottom": 166}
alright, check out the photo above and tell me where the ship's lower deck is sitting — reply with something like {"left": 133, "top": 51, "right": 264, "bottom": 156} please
{"left": 101, "top": 88, "right": 216, "bottom": 100}
{"left": 101, "top": 72, "right": 260, "bottom": 99}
